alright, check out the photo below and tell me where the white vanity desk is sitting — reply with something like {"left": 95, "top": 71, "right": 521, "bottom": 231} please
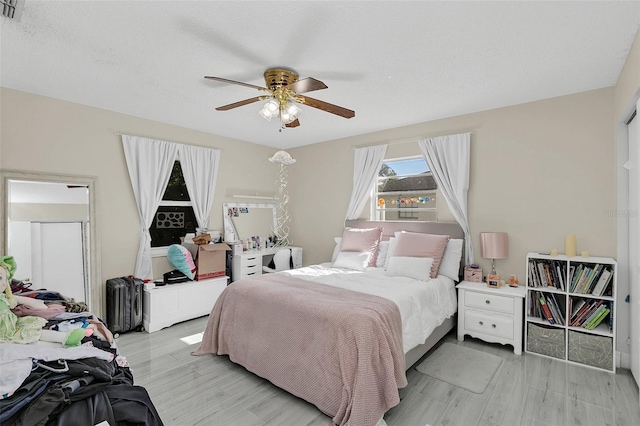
{"left": 232, "top": 246, "right": 303, "bottom": 282}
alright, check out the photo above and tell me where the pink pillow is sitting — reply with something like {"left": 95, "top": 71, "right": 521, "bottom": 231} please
{"left": 392, "top": 232, "right": 450, "bottom": 278}
{"left": 339, "top": 227, "right": 383, "bottom": 267}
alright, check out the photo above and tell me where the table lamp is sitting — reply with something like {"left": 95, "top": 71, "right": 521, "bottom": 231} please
{"left": 480, "top": 232, "right": 509, "bottom": 278}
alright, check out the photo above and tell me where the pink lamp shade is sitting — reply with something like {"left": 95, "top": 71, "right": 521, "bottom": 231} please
{"left": 480, "top": 232, "right": 509, "bottom": 260}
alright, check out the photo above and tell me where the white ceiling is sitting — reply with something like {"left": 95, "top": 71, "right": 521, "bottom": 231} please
{"left": 1, "top": 1, "right": 639, "bottom": 150}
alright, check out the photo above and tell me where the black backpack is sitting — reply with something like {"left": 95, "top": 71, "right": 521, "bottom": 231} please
{"left": 163, "top": 269, "right": 191, "bottom": 285}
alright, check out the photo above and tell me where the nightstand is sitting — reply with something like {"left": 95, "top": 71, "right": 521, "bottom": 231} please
{"left": 456, "top": 280, "right": 526, "bottom": 355}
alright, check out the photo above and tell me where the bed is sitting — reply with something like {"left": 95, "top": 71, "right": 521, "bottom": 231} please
{"left": 193, "top": 220, "right": 464, "bottom": 426}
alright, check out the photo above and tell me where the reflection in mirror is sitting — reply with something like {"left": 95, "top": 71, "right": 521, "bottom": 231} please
{"left": 2, "top": 171, "right": 99, "bottom": 313}
{"left": 223, "top": 203, "right": 276, "bottom": 242}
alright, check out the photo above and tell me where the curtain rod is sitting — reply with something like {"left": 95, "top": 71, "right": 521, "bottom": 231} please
{"left": 115, "top": 132, "right": 221, "bottom": 151}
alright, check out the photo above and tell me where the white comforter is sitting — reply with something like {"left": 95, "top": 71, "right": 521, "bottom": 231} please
{"left": 280, "top": 263, "right": 457, "bottom": 354}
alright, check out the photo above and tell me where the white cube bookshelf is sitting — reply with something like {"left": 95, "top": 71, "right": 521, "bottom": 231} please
{"left": 524, "top": 252, "right": 616, "bottom": 372}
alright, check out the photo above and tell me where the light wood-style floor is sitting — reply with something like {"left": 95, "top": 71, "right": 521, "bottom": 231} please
{"left": 116, "top": 316, "right": 640, "bottom": 426}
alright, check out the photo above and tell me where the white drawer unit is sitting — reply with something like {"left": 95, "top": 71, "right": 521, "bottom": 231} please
{"left": 234, "top": 253, "right": 263, "bottom": 281}
{"left": 142, "top": 276, "right": 227, "bottom": 333}
{"left": 231, "top": 246, "right": 303, "bottom": 282}
{"left": 457, "top": 280, "right": 526, "bottom": 354}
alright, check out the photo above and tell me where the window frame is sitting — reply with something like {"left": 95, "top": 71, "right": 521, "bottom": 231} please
{"left": 370, "top": 155, "right": 437, "bottom": 222}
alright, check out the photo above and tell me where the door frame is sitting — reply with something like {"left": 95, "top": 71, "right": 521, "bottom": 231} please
{"left": 0, "top": 170, "right": 102, "bottom": 315}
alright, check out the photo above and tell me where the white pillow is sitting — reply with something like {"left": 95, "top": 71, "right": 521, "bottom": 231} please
{"left": 333, "top": 251, "right": 369, "bottom": 271}
{"left": 383, "top": 237, "right": 398, "bottom": 270}
{"left": 331, "top": 237, "right": 342, "bottom": 262}
{"left": 438, "top": 238, "right": 464, "bottom": 281}
{"left": 375, "top": 240, "right": 390, "bottom": 268}
{"left": 386, "top": 256, "right": 434, "bottom": 282}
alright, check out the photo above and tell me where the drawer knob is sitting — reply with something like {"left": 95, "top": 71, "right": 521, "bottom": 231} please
{"left": 479, "top": 321, "right": 484, "bottom": 326}
{"left": 485, "top": 300, "right": 490, "bottom": 304}
{"left": 492, "top": 324, "right": 496, "bottom": 328}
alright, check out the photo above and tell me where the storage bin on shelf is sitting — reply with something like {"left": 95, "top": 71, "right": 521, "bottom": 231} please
{"left": 568, "top": 329, "right": 613, "bottom": 371}
{"left": 527, "top": 322, "right": 565, "bottom": 359}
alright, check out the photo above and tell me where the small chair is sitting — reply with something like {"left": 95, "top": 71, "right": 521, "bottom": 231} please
{"left": 263, "top": 248, "right": 292, "bottom": 273}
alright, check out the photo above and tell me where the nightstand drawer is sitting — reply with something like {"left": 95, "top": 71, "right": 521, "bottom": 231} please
{"left": 465, "top": 291, "right": 514, "bottom": 314}
{"left": 465, "top": 309, "right": 514, "bottom": 339}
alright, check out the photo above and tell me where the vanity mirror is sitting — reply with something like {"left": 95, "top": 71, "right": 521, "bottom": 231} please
{"left": 223, "top": 202, "right": 276, "bottom": 243}
{"left": 1, "top": 170, "right": 101, "bottom": 314}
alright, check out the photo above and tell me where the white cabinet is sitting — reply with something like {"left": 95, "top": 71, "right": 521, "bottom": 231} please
{"left": 524, "top": 253, "right": 617, "bottom": 372}
{"left": 231, "top": 246, "right": 303, "bottom": 282}
{"left": 142, "top": 276, "right": 227, "bottom": 333}
{"left": 457, "top": 280, "right": 526, "bottom": 355}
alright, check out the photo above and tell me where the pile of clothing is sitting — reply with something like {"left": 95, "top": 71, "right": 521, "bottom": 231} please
{"left": 0, "top": 256, "right": 164, "bottom": 425}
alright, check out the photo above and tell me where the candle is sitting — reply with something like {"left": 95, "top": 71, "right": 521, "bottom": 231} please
{"left": 550, "top": 249, "right": 558, "bottom": 256}
{"left": 581, "top": 251, "right": 589, "bottom": 258}
{"left": 565, "top": 235, "right": 577, "bottom": 257}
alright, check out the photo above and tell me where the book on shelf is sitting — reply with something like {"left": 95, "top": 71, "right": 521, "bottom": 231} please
{"left": 547, "top": 293, "right": 565, "bottom": 325}
{"left": 568, "top": 265, "right": 575, "bottom": 286}
{"left": 537, "top": 263, "right": 548, "bottom": 287}
{"left": 582, "top": 304, "right": 606, "bottom": 327}
{"left": 570, "top": 299, "right": 595, "bottom": 326}
{"left": 572, "top": 300, "right": 604, "bottom": 327}
{"left": 584, "top": 307, "right": 611, "bottom": 330}
{"left": 585, "top": 264, "right": 604, "bottom": 294}
{"left": 591, "top": 268, "right": 613, "bottom": 297}
{"left": 575, "top": 266, "right": 594, "bottom": 294}
{"left": 608, "top": 302, "right": 614, "bottom": 332}
{"left": 570, "top": 264, "right": 584, "bottom": 292}
{"left": 538, "top": 294, "right": 555, "bottom": 324}
{"left": 570, "top": 298, "right": 587, "bottom": 320}
{"left": 555, "top": 264, "right": 565, "bottom": 291}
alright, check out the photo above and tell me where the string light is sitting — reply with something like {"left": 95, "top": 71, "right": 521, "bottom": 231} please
{"left": 268, "top": 151, "right": 296, "bottom": 246}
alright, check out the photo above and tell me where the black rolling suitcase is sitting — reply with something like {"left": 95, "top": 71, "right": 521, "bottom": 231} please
{"left": 106, "top": 276, "right": 144, "bottom": 335}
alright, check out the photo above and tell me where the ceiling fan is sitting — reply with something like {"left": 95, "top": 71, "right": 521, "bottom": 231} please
{"left": 205, "top": 67, "right": 355, "bottom": 129}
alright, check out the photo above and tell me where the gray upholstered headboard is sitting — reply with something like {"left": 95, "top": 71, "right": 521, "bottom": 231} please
{"left": 344, "top": 220, "right": 466, "bottom": 279}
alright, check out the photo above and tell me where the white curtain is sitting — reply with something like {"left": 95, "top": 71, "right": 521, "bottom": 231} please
{"left": 179, "top": 144, "right": 220, "bottom": 229}
{"left": 345, "top": 145, "right": 387, "bottom": 220}
{"left": 122, "top": 135, "right": 180, "bottom": 279}
{"left": 418, "top": 133, "right": 474, "bottom": 264}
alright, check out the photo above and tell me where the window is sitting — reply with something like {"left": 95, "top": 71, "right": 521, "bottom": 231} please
{"left": 149, "top": 161, "right": 197, "bottom": 248}
{"left": 371, "top": 156, "right": 437, "bottom": 221}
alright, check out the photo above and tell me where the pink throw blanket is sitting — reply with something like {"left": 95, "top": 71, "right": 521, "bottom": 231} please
{"left": 192, "top": 273, "right": 407, "bottom": 426}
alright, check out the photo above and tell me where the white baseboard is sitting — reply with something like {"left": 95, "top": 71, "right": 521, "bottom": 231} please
{"left": 618, "top": 350, "right": 631, "bottom": 369}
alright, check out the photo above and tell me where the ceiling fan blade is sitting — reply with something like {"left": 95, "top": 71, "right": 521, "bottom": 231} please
{"left": 285, "top": 118, "right": 300, "bottom": 128}
{"left": 288, "top": 77, "right": 327, "bottom": 94}
{"left": 297, "top": 96, "right": 355, "bottom": 119}
{"left": 205, "top": 76, "right": 268, "bottom": 91}
{"left": 216, "top": 96, "right": 265, "bottom": 111}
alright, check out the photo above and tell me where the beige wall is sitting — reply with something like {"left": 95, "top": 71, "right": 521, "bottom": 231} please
{"left": 1, "top": 88, "right": 279, "bottom": 316}
{"left": 289, "top": 88, "right": 616, "bottom": 281}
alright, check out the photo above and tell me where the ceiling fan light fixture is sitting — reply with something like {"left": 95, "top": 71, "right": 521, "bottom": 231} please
{"left": 259, "top": 106, "right": 273, "bottom": 121}
{"left": 280, "top": 110, "right": 293, "bottom": 124}
{"left": 285, "top": 102, "right": 300, "bottom": 117}
{"left": 259, "top": 98, "right": 280, "bottom": 121}
{"left": 265, "top": 98, "right": 279, "bottom": 114}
